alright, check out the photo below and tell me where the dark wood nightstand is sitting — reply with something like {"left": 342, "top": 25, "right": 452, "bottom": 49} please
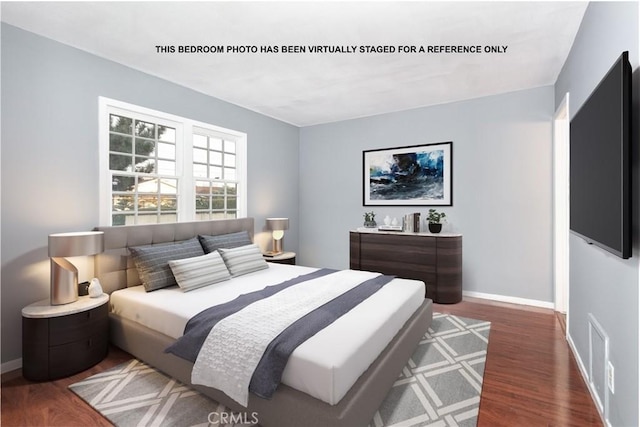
{"left": 264, "top": 251, "right": 296, "bottom": 265}
{"left": 22, "top": 294, "right": 109, "bottom": 381}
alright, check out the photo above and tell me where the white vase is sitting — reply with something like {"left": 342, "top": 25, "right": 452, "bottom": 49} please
{"left": 88, "top": 278, "right": 103, "bottom": 298}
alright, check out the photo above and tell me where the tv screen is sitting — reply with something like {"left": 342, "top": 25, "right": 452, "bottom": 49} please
{"left": 570, "top": 51, "right": 631, "bottom": 259}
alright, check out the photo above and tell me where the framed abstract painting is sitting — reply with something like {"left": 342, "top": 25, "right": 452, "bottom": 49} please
{"left": 363, "top": 142, "right": 452, "bottom": 206}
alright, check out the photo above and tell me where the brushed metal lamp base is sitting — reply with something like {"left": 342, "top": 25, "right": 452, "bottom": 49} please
{"left": 50, "top": 257, "right": 78, "bottom": 305}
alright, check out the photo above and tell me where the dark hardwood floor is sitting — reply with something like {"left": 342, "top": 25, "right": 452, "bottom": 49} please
{"left": 435, "top": 298, "right": 602, "bottom": 427}
{"left": 1, "top": 346, "right": 130, "bottom": 427}
{"left": 1, "top": 298, "right": 603, "bottom": 427}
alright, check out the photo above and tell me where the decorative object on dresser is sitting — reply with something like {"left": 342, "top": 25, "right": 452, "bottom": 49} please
{"left": 363, "top": 142, "right": 453, "bottom": 206}
{"left": 48, "top": 231, "right": 104, "bottom": 305}
{"left": 350, "top": 230, "right": 462, "bottom": 303}
{"left": 264, "top": 251, "right": 296, "bottom": 265}
{"left": 427, "top": 208, "right": 447, "bottom": 233}
{"left": 403, "top": 212, "right": 421, "bottom": 232}
{"left": 363, "top": 211, "right": 377, "bottom": 228}
{"left": 265, "top": 217, "right": 289, "bottom": 255}
{"left": 22, "top": 294, "right": 109, "bottom": 381}
{"left": 379, "top": 215, "right": 402, "bottom": 231}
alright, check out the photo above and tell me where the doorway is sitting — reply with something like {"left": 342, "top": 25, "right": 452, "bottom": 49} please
{"left": 553, "top": 93, "right": 570, "bottom": 320}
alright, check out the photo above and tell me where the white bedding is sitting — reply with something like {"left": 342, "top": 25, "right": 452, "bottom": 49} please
{"left": 109, "top": 263, "right": 424, "bottom": 405}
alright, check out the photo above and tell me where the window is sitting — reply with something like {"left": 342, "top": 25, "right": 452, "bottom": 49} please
{"left": 99, "top": 97, "right": 247, "bottom": 226}
{"left": 108, "top": 114, "right": 179, "bottom": 225}
{"left": 193, "top": 131, "right": 239, "bottom": 220}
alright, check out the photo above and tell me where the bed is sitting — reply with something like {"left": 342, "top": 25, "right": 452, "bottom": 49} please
{"left": 95, "top": 218, "right": 433, "bottom": 427}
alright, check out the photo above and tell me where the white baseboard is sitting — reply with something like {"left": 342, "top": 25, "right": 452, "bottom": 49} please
{"left": 567, "top": 334, "right": 590, "bottom": 392}
{"left": 566, "top": 333, "right": 610, "bottom": 427}
{"left": 2, "top": 358, "right": 22, "bottom": 375}
{"left": 462, "top": 290, "right": 555, "bottom": 309}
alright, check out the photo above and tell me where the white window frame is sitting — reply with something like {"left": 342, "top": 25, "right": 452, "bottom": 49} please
{"left": 192, "top": 126, "right": 243, "bottom": 220}
{"left": 98, "top": 97, "right": 247, "bottom": 226}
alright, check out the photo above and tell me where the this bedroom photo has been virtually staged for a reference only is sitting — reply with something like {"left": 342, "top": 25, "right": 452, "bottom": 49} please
{"left": 154, "top": 44, "right": 510, "bottom": 54}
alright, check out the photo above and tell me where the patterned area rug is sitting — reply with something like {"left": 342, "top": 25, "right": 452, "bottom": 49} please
{"left": 69, "top": 313, "right": 490, "bottom": 427}
{"left": 370, "top": 313, "right": 491, "bottom": 427}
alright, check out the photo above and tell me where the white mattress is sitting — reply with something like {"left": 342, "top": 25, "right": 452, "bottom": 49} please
{"left": 109, "top": 263, "right": 424, "bottom": 405}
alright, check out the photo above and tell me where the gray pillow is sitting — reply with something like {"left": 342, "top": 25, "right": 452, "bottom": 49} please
{"left": 198, "top": 231, "right": 252, "bottom": 254}
{"left": 218, "top": 244, "right": 269, "bottom": 277}
{"left": 128, "top": 237, "right": 205, "bottom": 292}
{"left": 169, "top": 251, "right": 231, "bottom": 291}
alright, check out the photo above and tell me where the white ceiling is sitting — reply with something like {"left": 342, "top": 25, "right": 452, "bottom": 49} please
{"left": 1, "top": 1, "right": 588, "bottom": 126}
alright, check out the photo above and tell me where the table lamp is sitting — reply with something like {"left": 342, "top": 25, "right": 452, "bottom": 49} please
{"left": 266, "top": 218, "right": 289, "bottom": 255}
{"left": 48, "top": 231, "right": 104, "bottom": 305}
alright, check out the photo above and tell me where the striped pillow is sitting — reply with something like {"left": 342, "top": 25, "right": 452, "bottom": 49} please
{"left": 128, "top": 237, "right": 205, "bottom": 292}
{"left": 198, "top": 231, "right": 252, "bottom": 254}
{"left": 169, "top": 251, "right": 231, "bottom": 291}
{"left": 218, "top": 244, "right": 269, "bottom": 277}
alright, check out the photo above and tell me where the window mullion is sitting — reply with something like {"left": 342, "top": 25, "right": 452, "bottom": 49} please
{"left": 180, "top": 122, "right": 195, "bottom": 222}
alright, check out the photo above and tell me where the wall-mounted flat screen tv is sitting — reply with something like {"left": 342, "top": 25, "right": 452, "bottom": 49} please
{"left": 570, "top": 51, "right": 631, "bottom": 259}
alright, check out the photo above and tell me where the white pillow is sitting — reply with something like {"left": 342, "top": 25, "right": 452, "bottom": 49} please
{"left": 168, "top": 251, "right": 231, "bottom": 291}
{"left": 218, "top": 244, "right": 269, "bottom": 277}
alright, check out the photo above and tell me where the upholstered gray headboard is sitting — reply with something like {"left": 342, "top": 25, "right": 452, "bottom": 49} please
{"left": 94, "top": 218, "right": 255, "bottom": 294}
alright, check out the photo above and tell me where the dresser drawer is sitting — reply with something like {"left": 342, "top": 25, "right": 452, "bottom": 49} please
{"left": 49, "top": 330, "right": 109, "bottom": 379}
{"left": 350, "top": 231, "right": 463, "bottom": 303}
{"left": 425, "top": 283, "right": 437, "bottom": 300}
{"left": 49, "top": 303, "right": 108, "bottom": 346}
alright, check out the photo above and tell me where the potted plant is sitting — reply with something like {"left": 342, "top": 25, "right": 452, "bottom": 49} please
{"left": 363, "top": 211, "right": 377, "bottom": 228}
{"left": 427, "top": 209, "right": 446, "bottom": 233}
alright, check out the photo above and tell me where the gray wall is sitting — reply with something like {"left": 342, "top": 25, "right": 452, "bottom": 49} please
{"left": 555, "top": 2, "right": 639, "bottom": 426}
{"left": 299, "top": 86, "right": 554, "bottom": 303}
{"left": 0, "top": 24, "right": 300, "bottom": 365}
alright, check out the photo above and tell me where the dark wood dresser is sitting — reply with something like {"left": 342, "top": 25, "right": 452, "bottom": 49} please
{"left": 350, "top": 230, "right": 462, "bottom": 303}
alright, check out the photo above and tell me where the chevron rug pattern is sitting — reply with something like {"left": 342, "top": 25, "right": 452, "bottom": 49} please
{"left": 69, "top": 313, "right": 490, "bottom": 427}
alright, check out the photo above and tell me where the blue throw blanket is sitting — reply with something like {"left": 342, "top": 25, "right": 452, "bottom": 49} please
{"left": 165, "top": 268, "right": 395, "bottom": 400}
